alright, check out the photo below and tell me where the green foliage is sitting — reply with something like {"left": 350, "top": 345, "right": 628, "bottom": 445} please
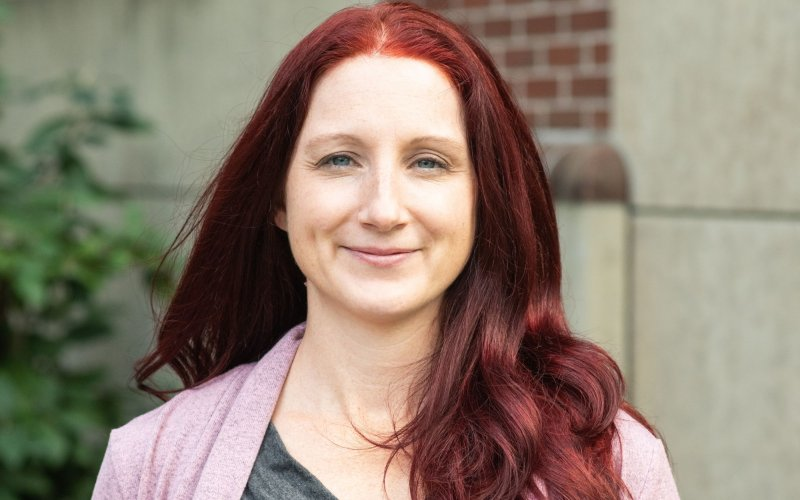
{"left": 0, "top": 54, "right": 171, "bottom": 500}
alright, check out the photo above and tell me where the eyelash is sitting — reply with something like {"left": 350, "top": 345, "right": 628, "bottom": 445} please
{"left": 317, "top": 154, "right": 450, "bottom": 171}
{"left": 414, "top": 157, "right": 448, "bottom": 170}
{"left": 319, "top": 154, "right": 356, "bottom": 168}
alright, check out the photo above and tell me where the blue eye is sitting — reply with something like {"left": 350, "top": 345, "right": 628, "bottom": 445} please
{"left": 416, "top": 158, "right": 445, "bottom": 170}
{"left": 323, "top": 154, "right": 354, "bottom": 167}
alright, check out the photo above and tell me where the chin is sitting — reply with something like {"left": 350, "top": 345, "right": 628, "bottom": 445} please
{"left": 341, "top": 291, "right": 440, "bottom": 326}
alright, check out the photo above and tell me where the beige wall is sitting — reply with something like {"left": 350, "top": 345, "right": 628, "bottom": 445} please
{"left": 614, "top": 0, "right": 800, "bottom": 212}
{"left": 2, "top": 0, "right": 354, "bottom": 190}
{"left": 614, "top": 0, "right": 800, "bottom": 498}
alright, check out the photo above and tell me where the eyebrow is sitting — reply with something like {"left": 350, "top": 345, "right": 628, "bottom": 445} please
{"left": 407, "top": 135, "right": 467, "bottom": 153}
{"left": 303, "top": 133, "right": 365, "bottom": 152}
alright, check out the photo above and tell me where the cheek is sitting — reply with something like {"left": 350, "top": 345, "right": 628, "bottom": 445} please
{"left": 450, "top": 186, "right": 478, "bottom": 259}
{"left": 450, "top": 217, "right": 476, "bottom": 259}
{"left": 284, "top": 178, "right": 351, "bottom": 247}
{"left": 427, "top": 182, "right": 476, "bottom": 240}
{"left": 285, "top": 175, "right": 327, "bottom": 226}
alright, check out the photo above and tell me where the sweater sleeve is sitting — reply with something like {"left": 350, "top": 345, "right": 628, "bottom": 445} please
{"left": 615, "top": 411, "right": 680, "bottom": 499}
{"left": 92, "top": 436, "right": 125, "bottom": 500}
{"left": 90, "top": 407, "right": 163, "bottom": 500}
{"left": 636, "top": 438, "right": 680, "bottom": 500}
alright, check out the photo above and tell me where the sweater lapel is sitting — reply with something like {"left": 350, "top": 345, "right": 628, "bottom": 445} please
{"left": 193, "top": 323, "right": 305, "bottom": 500}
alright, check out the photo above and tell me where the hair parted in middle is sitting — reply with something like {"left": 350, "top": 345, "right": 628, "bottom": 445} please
{"left": 135, "top": 2, "right": 652, "bottom": 499}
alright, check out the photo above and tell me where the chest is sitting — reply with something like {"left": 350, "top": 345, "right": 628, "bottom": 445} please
{"left": 270, "top": 416, "right": 412, "bottom": 500}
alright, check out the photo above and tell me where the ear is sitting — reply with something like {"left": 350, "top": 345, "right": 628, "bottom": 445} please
{"left": 274, "top": 209, "right": 287, "bottom": 231}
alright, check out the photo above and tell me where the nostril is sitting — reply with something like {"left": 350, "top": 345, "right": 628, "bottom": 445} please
{"left": 358, "top": 201, "right": 407, "bottom": 231}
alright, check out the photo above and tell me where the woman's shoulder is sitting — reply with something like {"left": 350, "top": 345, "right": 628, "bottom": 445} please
{"left": 614, "top": 410, "right": 680, "bottom": 499}
{"left": 96, "top": 362, "right": 258, "bottom": 498}
{"left": 112, "top": 361, "right": 256, "bottom": 446}
{"left": 93, "top": 326, "right": 305, "bottom": 499}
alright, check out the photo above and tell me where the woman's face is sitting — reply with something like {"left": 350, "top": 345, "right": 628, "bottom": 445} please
{"left": 277, "top": 55, "right": 476, "bottom": 325}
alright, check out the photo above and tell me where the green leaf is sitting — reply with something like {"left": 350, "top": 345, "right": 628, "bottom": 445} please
{"left": 24, "top": 114, "right": 75, "bottom": 154}
{"left": 70, "top": 83, "right": 97, "bottom": 107}
{"left": 0, "top": 468, "right": 52, "bottom": 497}
{"left": 0, "top": 428, "right": 26, "bottom": 469}
{"left": 96, "top": 110, "right": 152, "bottom": 132}
{"left": 59, "top": 406, "right": 104, "bottom": 434}
{"left": 0, "top": 374, "right": 15, "bottom": 419}
{"left": 29, "top": 420, "right": 70, "bottom": 465}
{"left": 11, "top": 260, "right": 48, "bottom": 309}
{"left": 66, "top": 312, "right": 111, "bottom": 341}
{"left": 71, "top": 476, "right": 98, "bottom": 500}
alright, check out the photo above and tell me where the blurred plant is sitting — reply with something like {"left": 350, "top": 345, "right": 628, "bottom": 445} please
{"left": 0, "top": 17, "right": 172, "bottom": 500}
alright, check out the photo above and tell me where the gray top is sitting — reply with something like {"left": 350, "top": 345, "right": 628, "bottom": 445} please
{"left": 242, "top": 423, "right": 338, "bottom": 500}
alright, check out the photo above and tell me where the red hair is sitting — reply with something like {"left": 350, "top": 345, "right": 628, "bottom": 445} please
{"left": 136, "top": 2, "right": 653, "bottom": 498}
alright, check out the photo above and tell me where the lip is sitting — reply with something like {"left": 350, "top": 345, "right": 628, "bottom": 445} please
{"left": 343, "top": 246, "right": 418, "bottom": 267}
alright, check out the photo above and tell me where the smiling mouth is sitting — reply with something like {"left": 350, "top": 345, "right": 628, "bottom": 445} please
{"left": 343, "top": 246, "right": 417, "bottom": 267}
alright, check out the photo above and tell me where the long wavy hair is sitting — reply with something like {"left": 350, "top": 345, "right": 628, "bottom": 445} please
{"left": 135, "top": 2, "right": 652, "bottom": 498}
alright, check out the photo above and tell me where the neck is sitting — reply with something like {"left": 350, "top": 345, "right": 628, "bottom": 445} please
{"left": 287, "top": 291, "right": 439, "bottom": 434}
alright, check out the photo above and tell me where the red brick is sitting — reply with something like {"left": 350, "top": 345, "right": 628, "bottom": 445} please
{"left": 571, "top": 77, "right": 608, "bottom": 97}
{"left": 524, "top": 111, "right": 538, "bottom": 127}
{"left": 506, "top": 48, "right": 534, "bottom": 67}
{"left": 571, "top": 10, "right": 609, "bottom": 31}
{"left": 526, "top": 15, "right": 557, "bottom": 34}
{"left": 526, "top": 79, "right": 558, "bottom": 98}
{"left": 485, "top": 18, "right": 513, "bottom": 37}
{"left": 464, "top": 0, "right": 490, "bottom": 7}
{"left": 593, "top": 110, "right": 610, "bottom": 128}
{"left": 594, "top": 42, "right": 610, "bottom": 64}
{"left": 548, "top": 45, "right": 580, "bottom": 66}
{"left": 549, "top": 110, "right": 581, "bottom": 128}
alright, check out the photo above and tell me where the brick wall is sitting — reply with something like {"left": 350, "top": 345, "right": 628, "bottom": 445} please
{"left": 416, "top": 0, "right": 611, "bottom": 134}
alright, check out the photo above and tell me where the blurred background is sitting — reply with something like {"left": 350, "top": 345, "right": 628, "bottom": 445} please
{"left": 0, "top": 0, "right": 797, "bottom": 498}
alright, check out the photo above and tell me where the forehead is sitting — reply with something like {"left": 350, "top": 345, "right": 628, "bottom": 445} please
{"left": 298, "top": 55, "right": 466, "bottom": 143}
{"left": 316, "top": 55, "right": 457, "bottom": 96}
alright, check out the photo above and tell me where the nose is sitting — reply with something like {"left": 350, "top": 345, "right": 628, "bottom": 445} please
{"left": 357, "top": 163, "right": 409, "bottom": 232}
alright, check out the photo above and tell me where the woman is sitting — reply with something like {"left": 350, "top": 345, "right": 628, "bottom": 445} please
{"left": 94, "top": 2, "right": 679, "bottom": 499}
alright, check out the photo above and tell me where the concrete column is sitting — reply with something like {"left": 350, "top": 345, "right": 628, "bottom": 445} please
{"left": 614, "top": 0, "right": 800, "bottom": 497}
{"left": 552, "top": 144, "right": 632, "bottom": 377}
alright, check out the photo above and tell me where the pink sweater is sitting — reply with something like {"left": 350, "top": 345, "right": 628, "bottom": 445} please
{"left": 93, "top": 324, "right": 680, "bottom": 499}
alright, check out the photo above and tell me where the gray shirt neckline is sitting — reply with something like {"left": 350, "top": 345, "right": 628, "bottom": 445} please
{"left": 242, "top": 422, "right": 339, "bottom": 500}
